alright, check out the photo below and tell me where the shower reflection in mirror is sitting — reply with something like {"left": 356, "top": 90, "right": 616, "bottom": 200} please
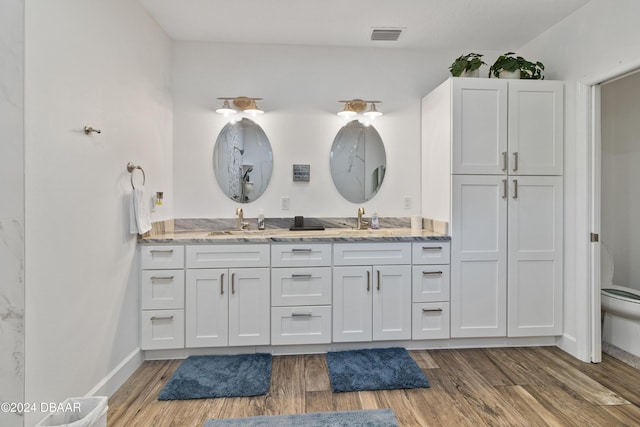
{"left": 213, "top": 118, "right": 273, "bottom": 203}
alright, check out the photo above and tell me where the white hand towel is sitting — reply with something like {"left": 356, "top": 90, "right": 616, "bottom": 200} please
{"left": 130, "top": 186, "right": 152, "bottom": 234}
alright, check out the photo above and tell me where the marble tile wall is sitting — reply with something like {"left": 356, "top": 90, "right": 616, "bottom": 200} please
{"left": 0, "top": 0, "right": 25, "bottom": 426}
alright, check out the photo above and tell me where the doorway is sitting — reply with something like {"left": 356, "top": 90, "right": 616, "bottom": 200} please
{"left": 589, "top": 67, "right": 640, "bottom": 363}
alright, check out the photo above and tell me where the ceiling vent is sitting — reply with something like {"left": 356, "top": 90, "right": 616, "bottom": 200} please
{"left": 370, "top": 28, "right": 404, "bottom": 41}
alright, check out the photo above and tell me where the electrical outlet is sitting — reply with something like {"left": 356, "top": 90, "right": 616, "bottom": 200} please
{"left": 281, "top": 196, "right": 290, "bottom": 210}
{"left": 404, "top": 196, "right": 412, "bottom": 209}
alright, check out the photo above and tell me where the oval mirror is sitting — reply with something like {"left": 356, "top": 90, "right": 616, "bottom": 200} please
{"left": 213, "top": 118, "right": 273, "bottom": 203}
{"left": 330, "top": 120, "right": 386, "bottom": 203}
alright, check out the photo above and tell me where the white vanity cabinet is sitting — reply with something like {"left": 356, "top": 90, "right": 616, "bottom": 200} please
{"left": 411, "top": 242, "right": 451, "bottom": 340}
{"left": 422, "top": 77, "right": 564, "bottom": 339}
{"left": 185, "top": 245, "right": 270, "bottom": 347}
{"left": 270, "top": 244, "right": 332, "bottom": 345}
{"left": 140, "top": 245, "right": 185, "bottom": 350}
{"left": 332, "top": 243, "right": 412, "bottom": 342}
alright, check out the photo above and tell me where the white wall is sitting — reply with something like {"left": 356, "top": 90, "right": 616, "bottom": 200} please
{"left": 24, "top": 1, "right": 172, "bottom": 425}
{"left": 518, "top": 0, "right": 640, "bottom": 359}
{"left": 0, "top": 1, "right": 25, "bottom": 426}
{"left": 601, "top": 71, "right": 640, "bottom": 292}
{"left": 172, "top": 42, "right": 500, "bottom": 220}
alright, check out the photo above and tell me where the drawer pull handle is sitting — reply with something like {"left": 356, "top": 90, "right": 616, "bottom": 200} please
{"left": 291, "top": 274, "right": 312, "bottom": 279}
{"left": 291, "top": 248, "right": 312, "bottom": 253}
{"left": 422, "top": 246, "right": 443, "bottom": 251}
{"left": 377, "top": 269, "right": 381, "bottom": 291}
{"left": 220, "top": 273, "right": 224, "bottom": 295}
{"left": 422, "top": 308, "right": 443, "bottom": 313}
{"left": 422, "top": 271, "right": 443, "bottom": 276}
{"left": 150, "top": 315, "right": 174, "bottom": 321}
{"left": 513, "top": 179, "right": 518, "bottom": 199}
{"left": 502, "top": 151, "right": 508, "bottom": 171}
{"left": 150, "top": 249, "right": 174, "bottom": 254}
{"left": 366, "top": 270, "right": 370, "bottom": 291}
{"left": 513, "top": 152, "right": 519, "bottom": 172}
{"left": 291, "top": 312, "right": 312, "bottom": 318}
{"left": 150, "top": 275, "right": 174, "bottom": 280}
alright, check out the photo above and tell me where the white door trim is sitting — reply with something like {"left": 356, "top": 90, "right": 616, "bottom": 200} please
{"left": 579, "top": 57, "right": 640, "bottom": 363}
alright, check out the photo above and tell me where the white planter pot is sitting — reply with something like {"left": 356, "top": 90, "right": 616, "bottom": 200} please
{"left": 499, "top": 69, "right": 521, "bottom": 79}
{"left": 460, "top": 69, "right": 480, "bottom": 78}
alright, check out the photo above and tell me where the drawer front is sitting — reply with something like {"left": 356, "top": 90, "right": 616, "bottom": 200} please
{"left": 271, "top": 267, "right": 332, "bottom": 306}
{"left": 333, "top": 243, "right": 411, "bottom": 266}
{"left": 412, "top": 302, "right": 450, "bottom": 340}
{"left": 141, "top": 309, "right": 185, "bottom": 350}
{"left": 412, "top": 265, "right": 450, "bottom": 303}
{"left": 412, "top": 242, "right": 451, "bottom": 265}
{"left": 186, "top": 244, "right": 269, "bottom": 268}
{"left": 271, "top": 244, "right": 332, "bottom": 267}
{"left": 141, "top": 270, "right": 185, "bottom": 309}
{"left": 141, "top": 245, "right": 184, "bottom": 269}
{"left": 271, "top": 306, "right": 332, "bottom": 345}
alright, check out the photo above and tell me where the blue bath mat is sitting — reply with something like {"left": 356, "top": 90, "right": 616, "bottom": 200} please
{"left": 158, "top": 353, "right": 272, "bottom": 400}
{"left": 326, "top": 347, "right": 430, "bottom": 392}
{"left": 204, "top": 409, "right": 398, "bottom": 426}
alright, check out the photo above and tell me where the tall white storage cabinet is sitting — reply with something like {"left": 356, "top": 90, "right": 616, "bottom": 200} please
{"left": 422, "top": 77, "right": 563, "bottom": 339}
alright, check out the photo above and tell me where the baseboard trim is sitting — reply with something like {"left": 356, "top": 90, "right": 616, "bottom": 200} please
{"left": 86, "top": 348, "right": 143, "bottom": 397}
{"left": 143, "top": 337, "right": 559, "bottom": 360}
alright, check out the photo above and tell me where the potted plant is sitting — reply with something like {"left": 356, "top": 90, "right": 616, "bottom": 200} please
{"left": 489, "top": 52, "right": 545, "bottom": 79}
{"left": 449, "top": 53, "right": 486, "bottom": 77}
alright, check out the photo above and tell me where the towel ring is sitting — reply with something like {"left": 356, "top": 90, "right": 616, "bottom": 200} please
{"left": 127, "top": 162, "right": 146, "bottom": 189}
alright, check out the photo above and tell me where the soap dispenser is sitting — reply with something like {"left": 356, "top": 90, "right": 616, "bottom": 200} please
{"left": 371, "top": 209, "right": 380, "bottom": 229}
{"left": 257, "top": 209, "right": 265, "bottom": 230}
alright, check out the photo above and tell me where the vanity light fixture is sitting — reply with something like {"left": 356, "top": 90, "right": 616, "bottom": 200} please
{"left": 337, "top": 99, "right": 383, "bottom": 121}
{"left": 217, "top": 96, "right": 264, "bottom": 118}
{"left": 215, "top": 99, "right": 236, "bottom": 116}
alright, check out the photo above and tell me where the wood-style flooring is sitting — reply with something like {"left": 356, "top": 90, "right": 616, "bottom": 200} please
{"left": 107, "top": 346, "right": 640, "bottom": 426}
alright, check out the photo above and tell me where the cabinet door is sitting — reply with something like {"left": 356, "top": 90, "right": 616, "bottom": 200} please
{"left": 228, "top": 268, "right": 270, "bottom": 346}
{"left": 185, "top": 269, "right": 228, "bottom": 347}
{"left": 508, "top": 81, "right": 563, "bottom": 175}
{"left": 508, "top": 176, "right": 563, "bottom": 336}
{"left": 451, "top": 175, "right": 507, "bottom": 337}
{"left": 333, "top": 266, "right": 373, "bottom": 342}
{"left": 372, "top": 265, "right": 412, "bottom": 341}
{"left": 452, "top": 78, "right": 508, "bottom": 175}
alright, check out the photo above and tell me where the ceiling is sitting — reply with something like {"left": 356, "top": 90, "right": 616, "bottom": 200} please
{"left": 139, "top": 0, "right": 590, "bottom": 50}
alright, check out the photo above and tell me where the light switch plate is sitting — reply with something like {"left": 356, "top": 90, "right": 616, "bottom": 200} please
{"left": 281, "top": 196, "right": 290, "bottom": 210}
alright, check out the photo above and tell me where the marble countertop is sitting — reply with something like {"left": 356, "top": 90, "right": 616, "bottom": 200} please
{"left": 139, "top": 219, "right": 450, "bottom": 244}
{"left": 139, "top": 226, "right": 449, "bottom": 244}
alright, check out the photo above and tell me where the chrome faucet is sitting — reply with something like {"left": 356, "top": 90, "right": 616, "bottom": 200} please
{"left": 356, "top": 207, "right": 369, "bottom": 230}
{"left": 236, "top": 207, "right": 249, "bottom": 230}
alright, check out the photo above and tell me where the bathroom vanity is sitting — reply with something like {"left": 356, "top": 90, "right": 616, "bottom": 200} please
{"left": 138, "top": 223, "right": 557, "bottom": 359}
